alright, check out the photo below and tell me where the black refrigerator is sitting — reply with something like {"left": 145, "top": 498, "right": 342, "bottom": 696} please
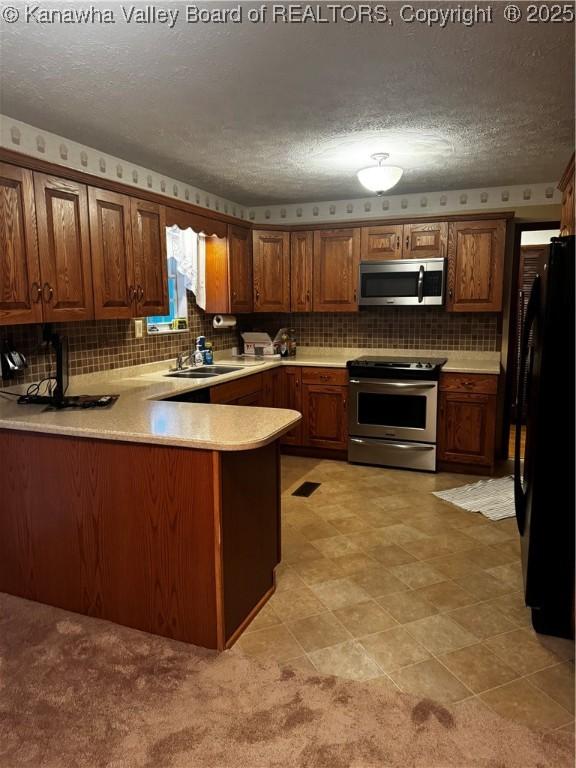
{"left": 514, "top": 235, "right": 575, "bottom": 638}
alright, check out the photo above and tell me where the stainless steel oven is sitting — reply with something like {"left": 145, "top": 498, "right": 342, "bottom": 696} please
{"left": 347, "top": 357, "right": 446, "bottom": 472}
{"left": 358, "top": 258, "right": 445, "bottom": 306}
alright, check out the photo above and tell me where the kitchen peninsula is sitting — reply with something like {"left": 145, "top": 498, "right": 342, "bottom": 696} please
{"left": 0, "top": 362, "right": 300, "bottom": 650}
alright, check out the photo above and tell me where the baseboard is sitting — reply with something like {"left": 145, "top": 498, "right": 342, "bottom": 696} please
{"left": 225, "top": 583, "right": 276, "bottom": 649}
{"left": 437, "top": 461, "right": 494, "bottom": 476}
{"left": 281, "top": 445, "right": 347, "bottom": 461}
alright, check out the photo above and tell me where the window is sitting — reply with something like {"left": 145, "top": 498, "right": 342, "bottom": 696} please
{"left": 146, "top": 254, "right": 188, "bottom": 333}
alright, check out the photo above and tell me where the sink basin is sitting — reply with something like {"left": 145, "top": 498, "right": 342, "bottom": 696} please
{"left": 165, "top": 365, "right": 243, "bottom": 379}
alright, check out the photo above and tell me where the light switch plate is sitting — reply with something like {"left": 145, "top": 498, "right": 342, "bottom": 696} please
{"left": 134, "top": 319, "right": 143, "bottom": 339}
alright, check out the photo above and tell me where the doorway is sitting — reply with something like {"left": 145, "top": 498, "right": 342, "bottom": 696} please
{"left": 502, "top": 223, "right": 560, "bottom": 460}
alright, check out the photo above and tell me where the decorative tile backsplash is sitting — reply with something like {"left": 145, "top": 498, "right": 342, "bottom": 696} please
{"left": 0, "top": 294, "right": 238, "bottom": 388}
{"left": 239, "top": 308, "right": 500, "bottom": 353}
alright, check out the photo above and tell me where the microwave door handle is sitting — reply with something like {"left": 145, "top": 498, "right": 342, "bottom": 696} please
{"left": 417, "top": 264, "right": 425, "bottom": 303}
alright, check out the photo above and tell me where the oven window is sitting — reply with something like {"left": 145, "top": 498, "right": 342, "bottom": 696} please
{"left": 361, "top": 271, "right": 418, "bottom": 298}
{"left": 358, "top": 392, "right": 427, "bottom": 429}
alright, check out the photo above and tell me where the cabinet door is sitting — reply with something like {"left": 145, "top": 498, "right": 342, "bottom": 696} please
{"left": 302, "top": 384, "right": 348, "bottom": 450}
{"left": 447, "top": 220, "right": 506, "bottom": 312}
{"left": 290, "top": 231, "right": 313, "bottom": 312}
{"left": 262, "top": 368, "right": 286, "bottom": 408}
{"left": 402, "top": 222, "right": 447, "bottom": 259}
{"left": 228, "top": 225, "right": 253, "bottom": 313}
{"left": 89, "top": 188, "right": 135, "bottom": 319}
{"left": 360, "top": 224, "right": 403, "bottom": 261}
{"left": 33, "top": 173, "right": 94, "bottom": 322}
{"left": 438, "top": 392, "right": 496, "bottom": 467}
{"left": 131, "top": 199, "right": 168, "bottom": 317}
{"left": 281, "top": 367, "right": 303, "bottom": 445}
{"left": 253, "top": 230, "right": 290, "bottom": 312}
{"left": 312, "top": 229, "right": 360, "bottom": 312}
{"left": 0, "top": 164, "right": 42, "bottom": 325}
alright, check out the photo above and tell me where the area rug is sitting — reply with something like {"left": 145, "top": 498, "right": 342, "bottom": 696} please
{"left": 433, "top": 475, "right": 516, "bottom": 520}
{"left": 0, "top": 593, "right": 572, "bottom": 768}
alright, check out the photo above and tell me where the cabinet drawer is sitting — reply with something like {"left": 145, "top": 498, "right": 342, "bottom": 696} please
{"left": 440, "top": 373, "right": 498, "bottom": 395}
{"left": 301, "top": 367, "right": 348, "bottom": 386}
{"left": 210, "top": 374, "right": 262, "bottom": 404}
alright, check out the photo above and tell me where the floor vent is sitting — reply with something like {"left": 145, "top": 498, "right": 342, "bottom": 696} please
{"left": 292, "top": 481, "right": 321, "bottom": 498}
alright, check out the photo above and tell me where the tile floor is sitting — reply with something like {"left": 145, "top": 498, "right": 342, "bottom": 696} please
{"left": 235, "top": 456, "right": 575, "bottom": 736}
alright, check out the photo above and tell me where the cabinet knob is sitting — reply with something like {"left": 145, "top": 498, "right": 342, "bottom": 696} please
{"left": 129, "top": 285, "right": 137, "bottom": 303}
{"left": 448, "top": 288, "right": 453, "bottom": 299}
{"left": 31, "top": 282, "right": 42, "bottom": 303}
{"left": 42, "top": 283, "right": 53, "bottom": 303}
{"left": 136, "top": 285, "right": 144, "bottom": 302}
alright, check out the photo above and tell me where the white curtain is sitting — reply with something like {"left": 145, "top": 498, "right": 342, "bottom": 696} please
{"left": 166, "top": 226, "right": 206, "bottom": 310}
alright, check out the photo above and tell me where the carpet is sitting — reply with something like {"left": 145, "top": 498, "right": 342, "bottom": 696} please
{"left": 433, "top": 476, "right": 516, "bottom": 521}
{"left": 0, "top": 593, "right": 572, "bottom": 768}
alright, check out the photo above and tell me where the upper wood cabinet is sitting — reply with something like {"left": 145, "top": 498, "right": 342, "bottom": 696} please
{"left": 252, "top": 230, "right": 290, "bottom": 312}
{"left": 88, "top": 188, "right": 135, "bottom": 319}
{"left": 558, "top": 153, "right": 574, "bottom": 237}
{"left": 130, "top": 199, "right": 168, "bottom": 317}
{"left": 403, "top": 222, "right": 447, "bottom": 259}
{"left": 228, "top": 225, "right": 253, "bottom": 313}
{"left": 0, "top": 164, "right": 42, "bottom": 326}
{"left": 313, "top": 228, "right": 360, "bottom": 312}
{"left": 290, "top": 231, "right": 313, "bottom": 312}
{"left": 360, "top": 224, "right": 403, "bottom": 261}
{"left": 33, "top": 173, "right": 94, "bottom": 322}
{"left": 447, "top": 219, "right": 506, "bottom": 312}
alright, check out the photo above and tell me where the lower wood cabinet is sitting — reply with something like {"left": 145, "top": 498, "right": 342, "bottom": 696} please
{"left": 210, "top": 373, "right": 263, "bottom": 405}
{"left": 437, "top": 373, "right": 498, "bottom": 471}
{"left": 280, "top": 367, "right": 303, "bottom": 446}
{"left": 302, "top": 384, "right": 347, "bottom": 450}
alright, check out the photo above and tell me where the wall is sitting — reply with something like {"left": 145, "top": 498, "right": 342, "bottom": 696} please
{"left": 238, "top": 309, "right": 500, "bottom": 352}
{"left": 1, "top": 295, "right": 238, "bottom": 389}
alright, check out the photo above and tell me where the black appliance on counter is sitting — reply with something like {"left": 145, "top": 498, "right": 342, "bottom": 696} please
{"left": 347, "top": 356, "right": 447, "bottom": 472}
{"left": 514, "top": 235, "right": 575, "bottom": 638}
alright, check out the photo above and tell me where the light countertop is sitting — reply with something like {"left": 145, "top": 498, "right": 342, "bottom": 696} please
{"left": 0, "top": 346, "right": 500, "bottom": 450}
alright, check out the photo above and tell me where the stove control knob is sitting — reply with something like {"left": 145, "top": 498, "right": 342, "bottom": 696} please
{"left": 425, "top": 362, "right": 433, "bottom": 369}
{"left": 416, "top": 362, "right": 423, "bottom": 368}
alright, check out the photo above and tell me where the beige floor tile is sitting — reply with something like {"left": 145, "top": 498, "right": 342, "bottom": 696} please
{"left": 405, "top": 614, "right": 477, "bottom": 654}
{"left": 309, "top": 640, "right": 384, "bottom": 681}
{"left": 244, "top": 602, "right": 282, "bottom": 634}
{"left": 298, "top": 521, "right": 341, "bottom": 541}
{"left": 236, "top": 624, "right": 304, "bottom": 662}
{"left": 448, "top": 601, "right": 516, "bottom": 639}
{"left": 486, "top": 592, "right": 533, "bottom": 628}
{"left": 282, "top": 540, "right": 323, "bottom": 564}
{"left": 527, "top": 662, "right": 575, "bottom": 714}
{"left": 371, "top": 493, "right": 416, "bottom": 513}
{"left": 333, "top": 600, "right": 397, "bottom": 637}
{"left": 486, "top": 562, "right": 524, "bottom": 590}
{"left": 453, "top": 571, "right": 513, "bottom": 601}
{"left": 428, "top": 551, "right": 482, "bottom": 579}
{"left": 281, "top": 655, "right": 317, "bottom": 674}
{"left": 269, "top": 586, "right": 325, "bottom": 622}
{"left": 314, "top": 503, "right": 360, "bottom": 521}
{"left": 480, "top": 678, "right": 573, "bottom": 730}
{"left": 440, "top": 643, "right": 518, "bottom": 693}
{"left": 287, "top": 612, "right": 351, "bottom": 652}
{"left": 368, "top": 544, "right": 416, "bottom": 567}
{"left": 388, "top": 561, "right": 446, "bottom": 589}
{"left": 533, "top": 631, "right": 575, "bottom": 662}
{"left": 374, "top": 523, "right": 429, "bottom": 546}
{"left": 389, "top": 658, "right": 472, "bottom": 704}
{"left": 355, "top": 507, "right": 406, "bottom": 528}
{"left": 310, "top": 578, "right": 372, "bottom": 610}
{"left": 350, "top": 565, "right": 409, "bottom": 598}
{"left": 313, "top": 535, "right": 361, "bottom": 558}
{"left": 484, "top": 629, "right": 571, "bottom": 675}
{"left": 275, "top": 567, "right": 308, "bottom": 593}
{"left": 290, "top": 557, "right": 344, "bottom": 585}
{"left": 346, "top": 529, "right": 392, "bottom": 551}
{"left": 330, "top": 552, "right": 378, "bottom": 576}
{"left": 492, "top": 540, "right": 521, "bottom": 562}
{"left": 328, "top": 515, "right": 373, "bottom": 535}
{"left": 414, "top": 581, "right": 477, "bottom": 611}
{"left": 464, "top": 545, "right": 516, "bottom": 570}
{"left": 376, "top": 590, "right": 438, "bottom": 624}
{"left": 465, "top": 525, "right": 515, "bottom": 546}
{"left": 360, "top": 626, "right": 431, "bottom": 672}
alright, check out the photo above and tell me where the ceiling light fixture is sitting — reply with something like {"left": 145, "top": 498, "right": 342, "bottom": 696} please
{"left": 356, "top": 153, "right": 403, "bottom": 195}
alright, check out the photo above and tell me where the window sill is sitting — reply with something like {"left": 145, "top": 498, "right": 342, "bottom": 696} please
{"left": 147, "top": 327, "right": 190, "bottom": 336}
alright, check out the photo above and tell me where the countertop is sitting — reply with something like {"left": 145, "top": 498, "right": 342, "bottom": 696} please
{"left": 0, "top": 346, "right": 500, "bottom": 450}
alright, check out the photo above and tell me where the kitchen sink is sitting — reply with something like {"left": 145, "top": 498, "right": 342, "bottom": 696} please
{"left": 165, "top": 365, "right": 242, "bottom": 379}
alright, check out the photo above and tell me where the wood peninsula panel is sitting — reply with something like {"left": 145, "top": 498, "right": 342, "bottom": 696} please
{"left": 290, "top": 230, "right": 313, "bottom": 311}
{"left": 0, "top": 163, "right": 42, "bottom": 325}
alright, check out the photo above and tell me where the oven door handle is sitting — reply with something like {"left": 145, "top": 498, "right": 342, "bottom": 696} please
{"left": 350, "top": 438, "right": 434, "bottom": 451}
{"left": 349, "top": 380, "right": 435, "bottom": 389}
{"left": 417, "top": 264, "right": 425, "bottom": 303}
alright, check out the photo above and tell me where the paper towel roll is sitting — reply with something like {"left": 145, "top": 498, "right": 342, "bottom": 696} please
{"left": 212, "top": 314, "right": 237, "bottom": 329}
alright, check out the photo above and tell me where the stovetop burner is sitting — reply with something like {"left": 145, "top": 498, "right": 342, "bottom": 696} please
{"left": 346, "top": 355, "right": 447, "bottom": 380}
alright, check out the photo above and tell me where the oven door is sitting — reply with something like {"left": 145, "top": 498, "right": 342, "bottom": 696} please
{"left": 358, "top": 258, "right": 445, "bottom": 306}
{"left": 348, "top": 378, "right": 438, "bottom": 443}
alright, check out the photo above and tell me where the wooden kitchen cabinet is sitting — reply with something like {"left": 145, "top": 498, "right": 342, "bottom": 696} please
{"left": 89, "top": 187, "right": 135, "bottom": 319}
{"left": 403, "top": 222, "right": 448, "bottom": 259}
{"left": 262, "top": 367, "right": 286, "bottom": 408}
{"left": 290, "top": 231, "right": 313, "bottom": 312}
{"left": 0, "top": 163, "right": 42, "bottom": 325}
{"left": 558, "top": 153, "right": 575, "bottom": 237}
{"left": 438, "top": 373, "right": 498, "bottom": 471}
{"left": 302, "top": 383, "right": 348, "bottom": 450}
{"left": 33, "top": 172, "right": 94, "bottom": 322}
{"left": 130, "top": 198, "right": 168, "bottom": 317}
{"left": 281, "top": 367, "right": 303, "bottom": 445}
{"left": 228, "top": 225, "right": 253, "bottom": 313}
{"left": 313, "top": 228, "right": 360, "bottom": 312}
{"left": 252, "top": 230, "right": 290, "bottom": 312}
{"left": 446, "top": 220, "right": 506, "bottom": 312}
{"left": 360, "top": 224, "right": 403, "bottom": 261}
{"left": 210, "top": 373, "right": 263, "bottom": 405}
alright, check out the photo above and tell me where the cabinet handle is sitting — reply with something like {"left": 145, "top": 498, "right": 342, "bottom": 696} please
{"left": 448, "top": 288, "right": 453, "bottom": 299}
{"left": 42, "top": 283, "right": 53, "bottom": 303}
{"left": 129, "top": 285, "right": 137, "bottom": 303}
{"left": 136, "top": 285, "right": 144, "bottom": 302}
{"left": 396, "top": 235, "right": 400, "bottom": 251}
{"left": 255, "top": 287, "right": 260, "bottom": 302}
{"left": 31, "top": 282, "right": 42, "bottom": 303}
{"left": 406, "top": 235, "right": 410, "bottom": 251}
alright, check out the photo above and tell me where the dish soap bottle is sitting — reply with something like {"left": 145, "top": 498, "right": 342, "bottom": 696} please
{"left": 194, "top": 344, "right": 204, "bottom": 367}
{"left": 203, "top": 342, "right": 214, "bottom": 365}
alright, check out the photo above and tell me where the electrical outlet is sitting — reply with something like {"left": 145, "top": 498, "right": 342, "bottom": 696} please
{"left": 134, "top": 319, "right": 144, "bottom": 339}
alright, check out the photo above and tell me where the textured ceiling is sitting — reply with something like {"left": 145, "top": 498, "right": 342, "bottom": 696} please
{"left": 1, "top": 2, "right": 574, "bottom": 205}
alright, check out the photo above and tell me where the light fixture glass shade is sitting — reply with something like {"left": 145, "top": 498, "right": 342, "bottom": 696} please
{"left": 357, "top": 164, "right": 403, "bottom": 194}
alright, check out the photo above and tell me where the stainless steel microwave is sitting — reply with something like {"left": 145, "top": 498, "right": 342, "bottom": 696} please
{"left": 358, "top": 258, "right": 446, "bottom": 306}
